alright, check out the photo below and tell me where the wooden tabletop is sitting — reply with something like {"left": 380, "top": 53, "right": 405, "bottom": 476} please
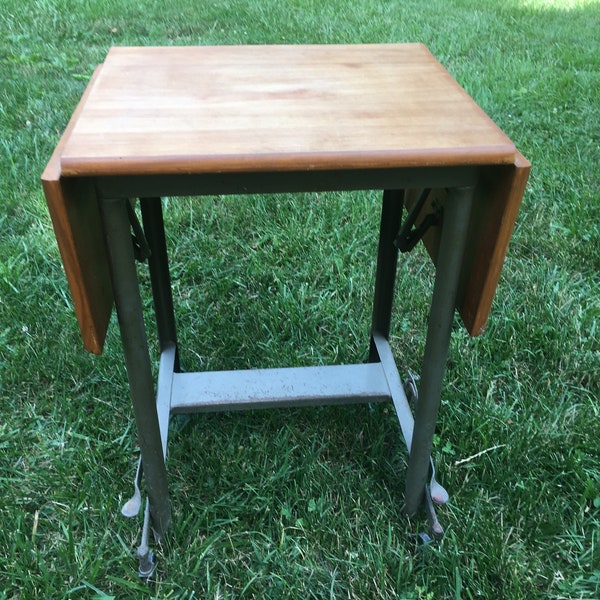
{"left": 59, "top": 44, "right": 516, "bottom": 177}
{"left": 43, "top": 44, "right": 529, "bottom": 354}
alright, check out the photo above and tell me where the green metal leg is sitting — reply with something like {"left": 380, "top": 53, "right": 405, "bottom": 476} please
{"left": 99, "top": 197, "right": 172, "bottom": 539}
{"left": 369, "top": 189, "right": 404, "bottom": 360}
{"left": 140, "top": 197, "right": 180, "bottom": 371}
{"left": 403, "top": 186, "right": 474, "bottom": 515}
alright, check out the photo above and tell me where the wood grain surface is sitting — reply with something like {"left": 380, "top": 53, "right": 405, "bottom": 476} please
{"left": 60, "top": 44, "right": 516, "bottom": 177}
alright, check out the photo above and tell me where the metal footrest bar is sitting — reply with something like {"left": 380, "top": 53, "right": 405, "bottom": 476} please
{"left": 156, "top": 336, "right": 446, "bottom": 519}
{"left": 127, "top": 333, "right": 449, "bottom": 576}
{"left": 169, "top": 362, "right": 392, "bottom": 413}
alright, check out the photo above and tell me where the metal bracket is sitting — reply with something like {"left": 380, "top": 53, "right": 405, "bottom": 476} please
{"left": 121, "top": 456, "right": 143, "bottom": 518}
{"left": 126, "top": 200, "right": 151, "bottom": 262}
{"left": 403, "top": 371, "right": 420, "bottom": 405}
{"left": 394, "top": 189, "right": 441, "bottom": 253}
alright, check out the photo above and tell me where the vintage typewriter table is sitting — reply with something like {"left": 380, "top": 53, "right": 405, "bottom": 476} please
{"left": 42, "top": 44, "right": 529, "bottom": 576}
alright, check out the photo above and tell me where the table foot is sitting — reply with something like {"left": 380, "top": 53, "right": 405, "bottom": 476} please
{"left": 121, "top": 456, "right": 143, "bottom": 518}
{"left": 424, "top": 484, "right": 445, "bottom": 538}
{"left": 137, "top": 500, "right": 158, "bottom": 582}
{"left": 428, "top": 459, "right": 449, "bottom": 506}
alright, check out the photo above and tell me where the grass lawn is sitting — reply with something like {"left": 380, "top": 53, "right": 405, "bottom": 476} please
{"left": 1, "top": 0, "right": 599, "bottom": 597}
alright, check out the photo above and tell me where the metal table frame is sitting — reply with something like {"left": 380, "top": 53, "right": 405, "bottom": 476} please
{"left": 97, "top": 166, "right": 475, "bottom": 575}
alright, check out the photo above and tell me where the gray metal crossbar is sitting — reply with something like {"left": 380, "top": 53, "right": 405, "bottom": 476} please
{"left": 171, "top": 362, "right": 391, "bottom": 412}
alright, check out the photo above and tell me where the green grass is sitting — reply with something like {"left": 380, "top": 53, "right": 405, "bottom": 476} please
{"left": 1, "top": 0, "right": 599, "bottom": 597}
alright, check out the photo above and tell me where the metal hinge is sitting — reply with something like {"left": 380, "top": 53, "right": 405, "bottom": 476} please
{"left": 126, "top": 200, "right": 151, "bottom": 262}
{"left": 395, "top": 189, "right": 442, "bottom": 253}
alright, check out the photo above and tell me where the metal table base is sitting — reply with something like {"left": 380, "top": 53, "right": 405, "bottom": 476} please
{"left": 99, "top": 186, "right": 474, "bottom": 577}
